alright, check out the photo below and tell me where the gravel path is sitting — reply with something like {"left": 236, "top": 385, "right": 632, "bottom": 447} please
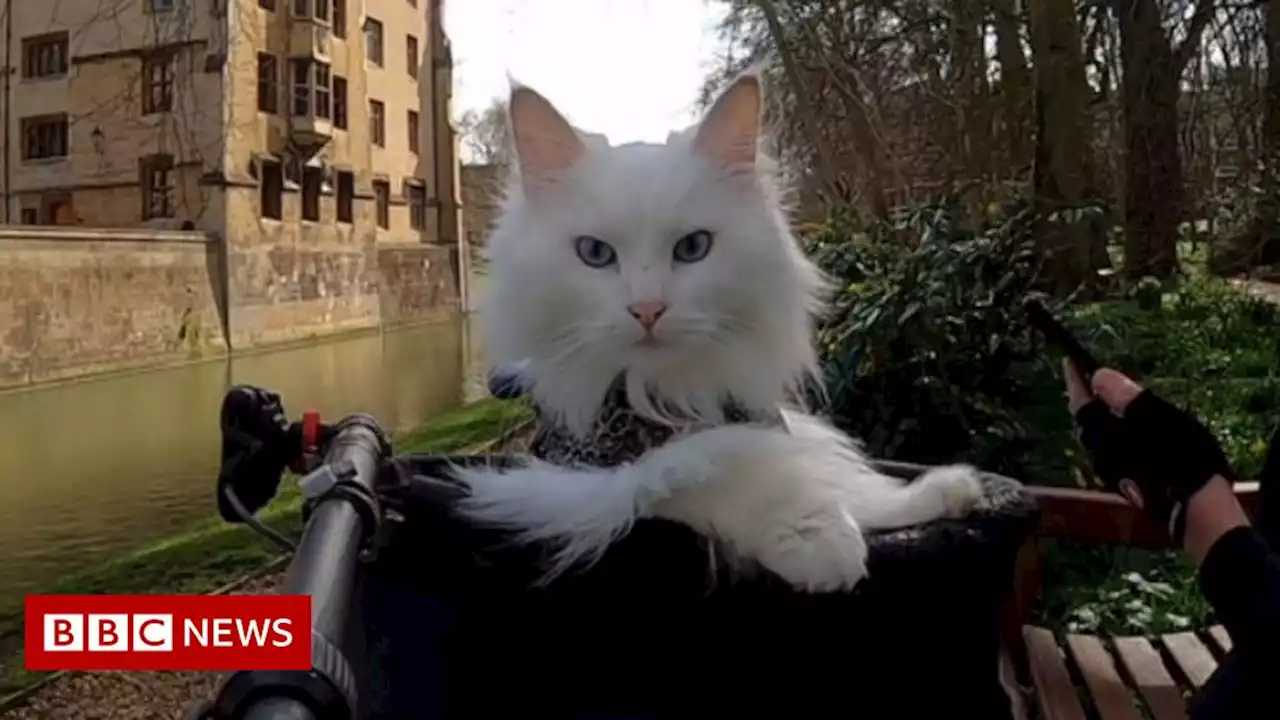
{"left": 2, "top": 573, "right": 283, "bottom": 720}
{"left": 1231, "top": 277, "right": 1280, "bottom": 303}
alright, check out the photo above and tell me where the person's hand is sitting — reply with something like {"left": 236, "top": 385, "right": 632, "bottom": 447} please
{"left": 1063, "top": 360, "right": 1236, "bottom": 543}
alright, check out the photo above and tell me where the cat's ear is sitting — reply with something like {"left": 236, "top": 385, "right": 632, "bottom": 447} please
{"left": 508, "top": 84, "right": 586, "bottom": 199}
{"left": 692, "top": 73, "right": 762, "bottom": 174}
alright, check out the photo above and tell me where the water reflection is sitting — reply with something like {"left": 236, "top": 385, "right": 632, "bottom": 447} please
{"left": 0, "top": 316, "right": 479, "bottom": 598}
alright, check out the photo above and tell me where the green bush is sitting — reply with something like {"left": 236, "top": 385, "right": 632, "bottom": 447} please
{"left": 805, "top": 201, "right": 1280, "bottom": 635}
{"left": 806, "top": 196, "right": 1077, "bottom": 482}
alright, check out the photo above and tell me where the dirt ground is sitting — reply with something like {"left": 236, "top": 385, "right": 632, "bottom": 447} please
{"left": 1, "top": 573, "right": 283, "bottom": 720}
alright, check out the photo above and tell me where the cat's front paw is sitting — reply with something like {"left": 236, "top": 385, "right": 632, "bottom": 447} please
{"left": 753, "top": 507, "right": 870, "bottom": 592}
{"left": 915, "top": 464, "right": 984, "bottom": 518}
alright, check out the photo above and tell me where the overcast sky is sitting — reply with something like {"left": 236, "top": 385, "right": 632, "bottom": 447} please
{"left": 444, "top": 0, "right": 730, "bottom": 147}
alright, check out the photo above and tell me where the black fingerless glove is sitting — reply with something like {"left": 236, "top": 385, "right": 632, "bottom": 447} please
{"left": 1074, "top": 390, "right": 1235, "bottom": 543}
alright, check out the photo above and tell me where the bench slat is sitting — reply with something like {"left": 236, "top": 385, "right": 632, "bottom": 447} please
{"left": 1162, "top": 632, "right": 1218, "bottom": 688}
{"left": 1024, "top": 627, "right": 1088, "bottom": 720}
{"left": 1113, "top": 636, "right": 1188, "bottom": 720}
{"left": 1065, "top": 634, "right": 1143, "bottom": 720}
{"left": 1063, "top": 634, "right": 1142, "bottom": 720}
{"left": 1207, "top": 625, "right": 1232, "bottom": 654}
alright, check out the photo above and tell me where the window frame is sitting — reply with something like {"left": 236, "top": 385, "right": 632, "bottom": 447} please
{"left": 364, "top": 18, "right": 384, "bottom": 66}
{"left": 407, "top": 182, "right": 426, "bottom": 231}
{"left": 333, "top": 75, "right": 348, "bottom": 129}
{"left": 21, "top": 114, "right": 69, "bottom": 161}
{"left": 259, "top": 159, "right": 284, "bottom": 220}
{"left": 372, "top": 180, "right": 390, "bottom": 229}
{"left": 140, "top": 154, "right": 176, "bottom": 220}
{"left": 142, "top": 52, "right": 176, "bottom": 115}
{"left": 336, "top": 170, "right": 355, "bottom": 223}
{"left": 301, "top": 166, "right": 323, "bottom": 222}
{"left": 257, "top": 52, "right": 279, "bottom": 114}
{"left": 369, "top": 99, "right": 385, "bottom": 147}
{"left": 21, "top": 33, "right": 69, "bottom": 79}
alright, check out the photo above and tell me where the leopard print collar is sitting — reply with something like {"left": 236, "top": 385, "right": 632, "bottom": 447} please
{"left": 528, "top": 378, "right": 778, "bottom": 468}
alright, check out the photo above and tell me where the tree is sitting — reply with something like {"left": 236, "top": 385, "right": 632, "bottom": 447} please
{"left": 1115, "top": 0, "right": 1214, "bottom": 279}
{"left": 459, "top": 98, "right": 510, "bottom": 166}
{"left": 1030, "top": 0, "right": 1107, "bottom": 293}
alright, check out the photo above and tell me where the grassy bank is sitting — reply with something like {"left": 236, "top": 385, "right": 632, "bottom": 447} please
{"left": 0, "top": 396, "right": 533, "bottom": 697}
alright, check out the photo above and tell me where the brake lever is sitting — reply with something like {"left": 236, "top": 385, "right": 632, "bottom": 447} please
{"left": 217, "top": 386, "right": 296, "bottom": 522}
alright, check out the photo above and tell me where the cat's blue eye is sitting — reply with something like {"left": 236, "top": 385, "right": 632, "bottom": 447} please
{"left": 574, "top": 235, "right": 617, "bottom": 268}
{"left": 673, "top": 230, "right": 714, "bottom": 263}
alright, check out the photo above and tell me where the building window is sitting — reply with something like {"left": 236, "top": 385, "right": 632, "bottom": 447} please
{"left": 333, "top": 76, "right": 348, "bottom": 129}
{"left": 314, "top": 64, "right": 331, "bottom": 119}
{"left": 301, "top": 167, "right": 323, "bottom": 221}
{"left": 291, "top": 60, "right": 310, "bottom": 116}
{"left": 142, "top": 53, "right": 175, "bottom": 114}
{"left": 22, "top": 33, "right": 69, "bottom": 79}
{"left": 364, "top": 18, "right": 383, "bottom": 66}
{"left": 408, "top": 183, "right": 426, "bottom": 230}
{"left": 260, "top": 160, "right": 283, "bottom": 219}
{"left": 407, "top": 110, "right": 419, "bottom": 154}
{"left": 140, "top": 154, "right": 175, "bottom": 220}
{"left": 20, "top": 208, "right": 38, "bottom": 224}
{"left": 257, "top": 53, "right": 278, "bottom": 113}
{"left": 259, "top": 0, "right": 275, "bottom": 9}
{"left": 290, "top": 0, "right": 331, "bottom": 20}
{"left": 369, "top": 100, "right": 385, "bottom": 146}
{"left": 336, "top": 171, "right": 354, "bottom": 223}
{"left": 21, "top": 115, "right": 69, "bottom": 160}
{"left": 291, "top": 59, "right": 330, "bottom": 118}
{"left": 149, "top": 0, "right": 176, "bottom": 12}
{"left": 372, "top": 180, "right": 389, "bottom": 229}
{"left": 406, "top": 35, "right": 418, "bottom": 78}
{"left": 333, "top": 0, "right": 346, "bottom": 38}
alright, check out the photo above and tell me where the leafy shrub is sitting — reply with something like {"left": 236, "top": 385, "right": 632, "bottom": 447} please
{"left": 1207, "top": 183, "right": 1280, "bottom": 275}
{"left": 1035, "top": 539, "right": 1209, "bottom": 635}
{"left": 805, "top": 201, "right": 1280, "bottom": 636}
{"left": 805, "top": 196, "right": 1068, "bottom": 481}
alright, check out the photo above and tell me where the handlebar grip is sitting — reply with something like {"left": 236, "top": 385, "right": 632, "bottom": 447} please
{"left": 241, "top": 696, "right": 316, "bottom": 720}
{"left": 209, "top": 414, "right": 390, "bottom": 720}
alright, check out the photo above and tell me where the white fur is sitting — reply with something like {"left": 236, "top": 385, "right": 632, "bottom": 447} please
{"left": 455, "top": 74, "right": 983, "bottom": 591}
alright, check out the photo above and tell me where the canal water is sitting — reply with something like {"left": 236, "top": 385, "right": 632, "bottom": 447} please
{"left": 0, "top": 315, "right": 488, "bottom": 600}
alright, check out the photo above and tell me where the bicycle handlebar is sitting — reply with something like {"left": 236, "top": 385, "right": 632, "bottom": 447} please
{"left": 242, "top": 696, "right": 317, "bottom": 720}
{"left": 204, "top": 400, "right": 392, "bottom": 720}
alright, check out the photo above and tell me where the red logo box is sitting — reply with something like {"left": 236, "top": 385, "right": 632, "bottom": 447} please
{"left": 24, "top": 594, "right": 311, "bottom": 671}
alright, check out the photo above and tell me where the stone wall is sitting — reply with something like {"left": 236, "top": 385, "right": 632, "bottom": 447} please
{"left": 0, "top": 224, "right": 465, "bottom": 390}
{"left": 376, "top": 243, "right": 462, "bottom": 325}
{"left": 0, "top": 227, "right": 225, "bottom": 388}
{"left": 461, "top": 164, "right": 504, "bottom": 247}
{"left": 221, "top": 185, "right": 385, "bottom": 348}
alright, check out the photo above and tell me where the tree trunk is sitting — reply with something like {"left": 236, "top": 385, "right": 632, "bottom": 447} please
{"left": 754, "top": 0, "right": 843, "bottom": 212}
{"left": 1249, "top": 1, "right": 1280, "bottom": 268}
{"left": 1029, "top": 0, "right": 1104, "bottom": 294}
{"left": 1116, "top": 0, "right": 1190, "bottom": 279}
{"left": 991, "top": 0, "right": 1032, "bottom": 178}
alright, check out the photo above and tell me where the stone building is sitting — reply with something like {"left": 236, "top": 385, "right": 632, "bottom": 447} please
{"left": 0, "top": 0, "right": 468, "bottom": 346}
{"left": 460, "top": 162, "right": 502, "bottom": 247}
{"left": 0, "top": 0, "right": 461, "bottom": 243}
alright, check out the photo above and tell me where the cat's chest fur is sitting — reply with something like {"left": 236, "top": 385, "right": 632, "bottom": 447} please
{"left": 529, "top": 381, "right": 775, "bottom": 468}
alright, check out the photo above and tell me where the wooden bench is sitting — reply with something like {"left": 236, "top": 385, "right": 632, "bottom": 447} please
{"left": 1003, "top": 483, "right": 1261, "bottom": 720}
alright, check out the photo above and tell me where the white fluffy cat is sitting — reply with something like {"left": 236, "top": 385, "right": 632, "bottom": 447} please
{"left": 453, "top": 73, "right": 984, "bottom": 592}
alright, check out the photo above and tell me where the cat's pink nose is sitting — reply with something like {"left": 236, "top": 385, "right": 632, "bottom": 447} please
{"left": 627, "top": 300, "right": 668, "bottom": 331}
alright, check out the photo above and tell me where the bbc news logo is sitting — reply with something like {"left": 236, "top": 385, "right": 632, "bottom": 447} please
{"left": 25, "top": 594, "right": 310, "bottom": 671}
